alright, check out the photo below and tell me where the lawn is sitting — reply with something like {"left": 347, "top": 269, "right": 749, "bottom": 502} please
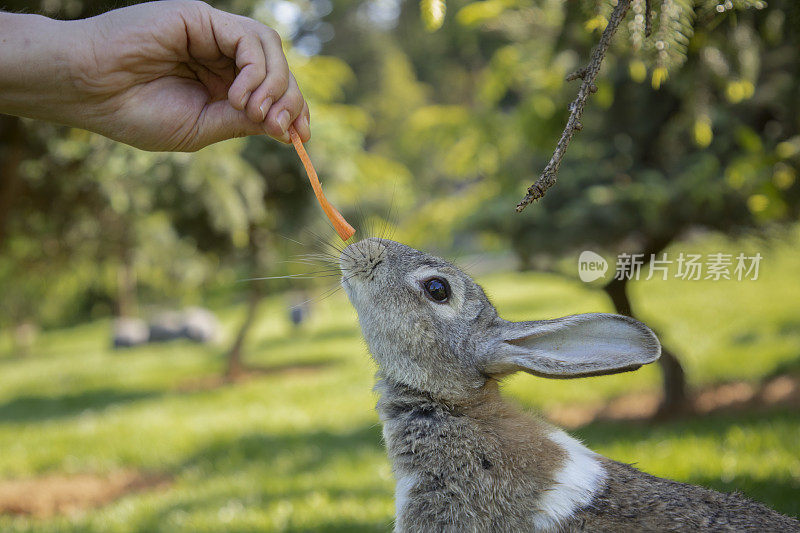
{"left": 0, "top": 229, "right": 798, "bottom": 531}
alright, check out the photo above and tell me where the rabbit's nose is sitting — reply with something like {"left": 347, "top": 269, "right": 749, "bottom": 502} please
{"left": 340, "top": 238, "right": 388, "bottom": 276}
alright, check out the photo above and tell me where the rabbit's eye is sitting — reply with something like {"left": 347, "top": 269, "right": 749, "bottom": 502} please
{"left": 423, "top": 277, "right": 450, "bottom": 303}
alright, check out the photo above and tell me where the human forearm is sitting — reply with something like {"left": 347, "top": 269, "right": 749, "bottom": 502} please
{"left": 0, "top": 12, "right": 90, "bottom": 126}
{"left": 0, "top": 2, "right": 310, "bottom": 151}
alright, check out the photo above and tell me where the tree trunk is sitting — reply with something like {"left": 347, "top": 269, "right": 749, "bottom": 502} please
{"left": 654, "top": 344, "right": 688, "bottom": 418}
{"left": 603, "top": 276, "right": 690, "bottom": 418}
{"left": 225, "top": 284, "right": 262, "bottom": 381}
{"left": 116, "top": 260, "right": 138, "bottom": 318}
{"left": 11, "top": 321, "right": 37, "bottom": 358}
{"left": 224, "top": 224, "right": 268, "bottom": 381}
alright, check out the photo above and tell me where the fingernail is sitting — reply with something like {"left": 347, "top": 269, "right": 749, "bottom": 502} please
{"left": 298, "top": 115, "right": 310, "bottom": 137}
{"left": 276, "top": 110, "right": 291, "bottom": 133}
{"left": 259, "top": 98, "right": 272, "bottom": 121}
{"left": 240, "top": 91, "right": 251, "bottom": 109}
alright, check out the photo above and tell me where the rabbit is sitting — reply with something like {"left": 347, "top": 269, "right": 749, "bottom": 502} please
{"left": 339, "top": 237, "right": 800, "bottom": 533}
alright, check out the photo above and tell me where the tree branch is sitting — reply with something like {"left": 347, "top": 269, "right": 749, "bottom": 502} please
{"left": 515, "top": 0, "right": 633, "bottom": 212}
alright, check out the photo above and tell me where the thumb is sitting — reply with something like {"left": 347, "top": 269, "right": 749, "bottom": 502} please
{"left": 189, "top": 100, "right": 266, "bottom": 150}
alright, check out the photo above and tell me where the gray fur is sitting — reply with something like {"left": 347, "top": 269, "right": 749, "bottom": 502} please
{"left": 377, "top": 378, "right": 566, "bottom": 532}
{"left": 339, "top": 238, "right": 799, "bottom": 532}
{"left": 561, "top": 459, "right": 800, "bottom": 532}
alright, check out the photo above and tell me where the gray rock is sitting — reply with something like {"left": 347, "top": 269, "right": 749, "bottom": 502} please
{"left": 181, "top": 307, "right": 219, "bottom": 343}
{"left": 148, "top": 311, "right": 184, "bottom": 343}
{"left": 112, "top": 318, "right": 149, "bottom": 349}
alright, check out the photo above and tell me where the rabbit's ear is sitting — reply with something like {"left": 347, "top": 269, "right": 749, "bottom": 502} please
{"left": 483, "top": 313, "right": 660, "bottom": 378}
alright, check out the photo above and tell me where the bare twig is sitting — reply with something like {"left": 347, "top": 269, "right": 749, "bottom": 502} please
{"left": 645, "top": 0, "right": 653, "bottom": 37}
{"left": 515, "top": 0, "right": 633, "bottom": 212}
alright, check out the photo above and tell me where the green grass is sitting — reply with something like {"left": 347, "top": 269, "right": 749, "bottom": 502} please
{"left": 0, "top": 229, "right": 798, "bottom": 531}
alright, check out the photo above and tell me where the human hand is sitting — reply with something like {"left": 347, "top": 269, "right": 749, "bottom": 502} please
{"left": 0, "top": 1, "right": 310, "bottom": 151}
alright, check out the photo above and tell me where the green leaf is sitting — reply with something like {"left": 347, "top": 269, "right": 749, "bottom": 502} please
{"left": 456, "top": 0, "right": 514, "bottom": 27}
{"left": 421, "top": 0, "right": 446, "bottom": 31}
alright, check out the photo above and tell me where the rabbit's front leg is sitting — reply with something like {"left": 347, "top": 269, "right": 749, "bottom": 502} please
{"left": 394, "top": 477, "right": 483, "bottom": 533}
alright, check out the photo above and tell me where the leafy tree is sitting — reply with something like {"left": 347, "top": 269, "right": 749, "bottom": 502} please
{"left": 466, "top": 0, "right": 800, "bottom": 414}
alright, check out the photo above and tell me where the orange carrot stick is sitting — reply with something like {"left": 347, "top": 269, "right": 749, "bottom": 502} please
{"left": 289, "top": 126, "right": 356, "bottom": 242}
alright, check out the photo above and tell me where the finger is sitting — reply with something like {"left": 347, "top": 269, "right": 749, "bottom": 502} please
{"left": 264, "top": 73, "right": 306, "bottom": 143}
{"left": 245, "top": 30, "right": 290, "bottom": 123}
{"left": 186, "top": 100, "right": 265, "bottom": 151}
{"left": 225, "top": 31, "right": 267, "bottom": 110}
{"left": 200, "top": 9, "right": 271, "bottom": 111}
{"left": 293, "top": 101, "right": 311, "bottom": 142}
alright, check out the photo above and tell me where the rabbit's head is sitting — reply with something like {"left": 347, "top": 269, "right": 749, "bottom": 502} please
{"left": 340, "top": 238, "right": 660, "bottom": 401}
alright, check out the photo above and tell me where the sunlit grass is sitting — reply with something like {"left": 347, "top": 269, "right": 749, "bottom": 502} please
{"left": 0, "top": 229, "right": 798, "bottom": 531}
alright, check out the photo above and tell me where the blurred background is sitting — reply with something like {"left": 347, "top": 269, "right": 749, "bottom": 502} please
{"left": 0, "top": 0, "right": 798, "bottom": 530}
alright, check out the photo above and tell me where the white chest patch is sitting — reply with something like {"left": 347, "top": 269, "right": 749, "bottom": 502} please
{"left": 532, "top": 430, "right": 606, "bottom": 531}
{"left": 394, "top": 472, "right": 418, "bottom": 520}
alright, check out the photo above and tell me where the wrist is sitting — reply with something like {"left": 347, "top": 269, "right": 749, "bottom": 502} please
{"left": 0, "top": 13, "right": 93, "bottom": 125}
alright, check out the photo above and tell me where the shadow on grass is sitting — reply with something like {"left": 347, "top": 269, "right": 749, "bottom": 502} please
{"left": 778, "top": 319, "right": 800, "bottom": 338}
{"left": 131, "top": 491, "right": 391, "bottom": 533}
{"left": 254, "top": 327, "right": 359, "bottom": 352}
{"left": 573, "top": 406, "right": 799, "bottom": 446}
{"left": 240, "top": 358, "right": 341, "bottom": 376}
{"left": 123, "top": 424, "right": 390, "bottom": 532}
{"left": 177, "top": 358, "right": 343, "bottom": 392}
{"left": 287, "top": 521, "right": 390, "bottom": 533}
{"left": 770, "top": 354, "right": 800, "bottom": 378}
{"left": 0, "top": 389, "right": 162, "bottom": 423}
{"left": 180, "top": 424, "right": 384, "bottom": 475}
